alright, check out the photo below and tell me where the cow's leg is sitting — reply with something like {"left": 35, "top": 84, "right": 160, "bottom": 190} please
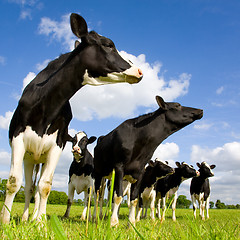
{"left": 99, "top": 178, "right": 106, "bottom": 218}
{"left": 1, "top": 135, "right": 25, "bottom": 224}
{"left": 191, "top": 194, "right": 198, "bottom": 219}
{"left": 93, "top": 174, "right": 103, "bottom": 220}
{"left": 161, "top": 196, "right": 167, "bottom": 222}
{"left": 136, "top": 196, "right": 143, "bottom": 222}
{"left": 36, "top": 146, "right": 62, "bottom": 221}
{"left": 150, "top": 191, "right": 156, "bottom": 220}
{"left": 129, "top": 176, "right": 142, "bottom": 226}
{"left": 156, "top": 196, "right": 161, "bottom": 219}
{"left": 63, "top": 182, "right": 75, "bottom": 218}
{"left": 172, "top": 193, "right": 178, "bottom": 221}
{"left": 22, "top": 161, "right": 34, "bottom": 221}
{"left": 111, "top": 167, "right": 123, "bottom": 227}
{"left": 201, "top": 199, "right": 206, "bottom": 220}
{"left": 205, "top": 196, "right": 210, "bottom": 219}
{"left": 82, "top": 189, "right": 91, "bottom": 220}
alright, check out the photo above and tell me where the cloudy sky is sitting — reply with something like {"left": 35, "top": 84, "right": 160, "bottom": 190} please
{"left": 0, "top": 0, "right": 240, "bottom": 205}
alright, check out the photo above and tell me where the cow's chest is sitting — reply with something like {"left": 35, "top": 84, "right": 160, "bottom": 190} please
{"left": 18, "top": 126, "right": 60, "bottom": 163}
{"left": 70, "top": 174, "right": 93, "bottom": 194}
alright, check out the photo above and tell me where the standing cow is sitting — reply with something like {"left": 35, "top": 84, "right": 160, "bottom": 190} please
{"left": 94, "top": 95, "right": 203, "bottom": 226}
{"left": 136, "top": 159, "right": 174, "bottom": 222}
{"left": 190, "top": 162, "right": 216, "bottom": 220}
{"left": 0, "top": 13, "right": 142, "bottom": 224}
{"left": 155, "top": 162, "right": 199, "bottom": 222}
{"left": 63, "top": 132, "right": 96, "bottom": 220}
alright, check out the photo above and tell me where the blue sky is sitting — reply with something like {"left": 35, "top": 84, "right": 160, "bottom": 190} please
{"left": 0, "top": 0, "right": 240, "bottom": 205}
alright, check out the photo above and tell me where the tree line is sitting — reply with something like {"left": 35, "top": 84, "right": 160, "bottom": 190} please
{"left": 0, "top": 178, "right": 239, "bottom": 209}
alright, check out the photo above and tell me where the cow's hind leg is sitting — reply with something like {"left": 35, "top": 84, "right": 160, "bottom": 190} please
{"left": 22, "top": 161, "right": 35, "bottom": 221}
{"left": 1, "top": 135, "right": 25, "bottom": 224}
{"left": 35, "top": 146, "right": 62, "bottom": 221}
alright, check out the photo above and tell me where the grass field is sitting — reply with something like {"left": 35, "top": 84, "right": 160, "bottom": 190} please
{"left": 0, "top": 202, "right": 240, "bottom": 239}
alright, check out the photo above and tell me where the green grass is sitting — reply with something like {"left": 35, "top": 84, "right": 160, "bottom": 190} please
{"left": 1, "top": 202, "right": 240, "bottom": 239}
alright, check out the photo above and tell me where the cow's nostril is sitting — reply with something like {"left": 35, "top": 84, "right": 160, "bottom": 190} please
{"left": 138, "top": 69, "right": 143, "bottom": 76}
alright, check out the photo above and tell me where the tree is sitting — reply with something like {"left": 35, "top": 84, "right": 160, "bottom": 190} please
{"left": 47, "top": 190, "right": 68, "bottom": 205}
{"left": 209, "top": 201, "right": 214, "bottom": 209}
{"left": 215, "top": 199, "right": 226, "bottom": 209}
{"left": 176, "top": 195, "right": 191, "bottom": 209}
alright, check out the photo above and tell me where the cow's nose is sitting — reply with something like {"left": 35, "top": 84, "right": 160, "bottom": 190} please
{"left": 196, "top": 171, "right": 200, "bottom": 177}
{"left": 72, "top": 146, "right": 81, "bottom": 153}
{"left": 138, "top": 68, "right": 143, "bottom": 77}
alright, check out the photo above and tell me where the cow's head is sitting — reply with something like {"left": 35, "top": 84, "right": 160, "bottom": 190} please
{"left": 175, "top": 162, "right": 200, "bottom": 181}
{"left": 149, "top": 158, "right": 174, "bottom": 180}
{"left": 71, "top": 131, "right": 96, "bottom": 162}
{"left": 196, "top": 161, "right": 216, "bottom": 178}
{"left": 70, "top": 13, "right": 143, "bottom": 86}
{"left": 156, "top": 96, "right": 203, "bottom": 129}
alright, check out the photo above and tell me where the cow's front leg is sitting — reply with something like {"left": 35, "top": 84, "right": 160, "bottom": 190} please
{"left": 172, "top": 193, "right": 177, "bottom": 221}
{"left": 161, "top": 196, "right": 167, "bottom": 222}
{"left": 110, "top": 167, "right": 123, "bottom": 227}
{"left": 82, "top": 189, "right": 91, "bottom": 220}
{"left": 136, "top": 196, "right": 143, "bottom": 222}
{"left": 36, "top": 146, "right": 62, "bottom": 221}
{"left": 150, "top": 191, "right": 156, "bottom": 220}
{"left": 1, "top": 135, "right": 25, "bottom": 224}
{"left": 63, "top": 182, "right": 75, "bottom": 218}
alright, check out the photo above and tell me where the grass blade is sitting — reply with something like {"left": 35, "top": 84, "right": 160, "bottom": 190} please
{"left": 50, "top": 214, "right": 67, "bottom": 240}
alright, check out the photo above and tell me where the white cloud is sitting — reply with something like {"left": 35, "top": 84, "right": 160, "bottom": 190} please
{"left": 38, "top": 13, "right": 75, "bottom": 51}
{"left": 22, "top": 72, "right": 36, "bottom": 91}
{"left": 152, "top": 142, "right": 179, "bottom": 167}
{"left": 70, "top": 51, "right": 190, "bottom": 121}
{"left": 0, "top": 56, "right": 6, "bottom": 65}
{"left": 216, "top": 86, "right": 224, "bottom": 95}
{"left": 0, "top": 111, "right": 14, "bottom": 130}
{"left": 190, "top": 142, "right": 240, "bottom": 204}
{"left": 35, "top": 59, "right": 51, "bottom": 71}
{"left": 194, "top": 122, "right": 212, "bottom": 130}
{"left": 0, "top": 151, "right": 11, "bottom": 165}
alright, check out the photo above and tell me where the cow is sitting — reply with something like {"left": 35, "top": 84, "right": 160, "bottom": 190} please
{"left": 135, "top": 159, "right": 174, "bottom": 222}
{"left": 93, "top": 95, "right": 203, "bottom": 226}
{"left": 190, "top": 162, "right": 216, "bottom": 220}
{"left": 155, "top": 162, "right": 200, "bottom": 222}
{"left": 0, "top": 13, "right": 143, "bottom": 224}
{"left": 63, "top": 131, "right": 96, "bottom": 220}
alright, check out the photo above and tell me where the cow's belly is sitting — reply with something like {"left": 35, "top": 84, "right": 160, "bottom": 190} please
{"left": 22, "top": 126, "right": 59, "bottom": 163}
{"left": 141, "top": 186, "right": 155, "bottom": 200}
{"left": 71, "top": 174, "right": 93, "bottom": 194}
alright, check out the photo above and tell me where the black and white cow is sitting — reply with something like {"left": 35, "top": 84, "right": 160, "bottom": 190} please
{"left": 1, "top": 13, "right": 143, "bottom": 224}
{"left": 155, "top": 162, "right": 199, "bottom": 222}
{"left": 63, "top": 131, "right": 96, "bottom": 220}
{"left": 190, "top": 162, "right": 216, "bottom": 220}
{"left": 93, "top": 95, "right": 203, "bottom": 226}
{"left": 136, "top": 159, "right": 174, "bottom": 221}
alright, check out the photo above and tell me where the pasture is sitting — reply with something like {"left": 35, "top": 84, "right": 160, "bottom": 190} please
{"left": 1, "top": 202, "right": 239, "bottom": 239}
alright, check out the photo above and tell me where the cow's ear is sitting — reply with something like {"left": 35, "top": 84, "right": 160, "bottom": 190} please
{"left": 165, "top": 161, "right": 169, "bottom": 165}
{"left": 156, "top": 96, "right": 167, "bottom": 110}
{"left": 88, "top": 136, "right": 97, "bottom": 145}
{"left": 175, "top": 161, "right": 181, "bottom": 168}
{"left": 210, "top": 164, "right": 216, "bottom": 169}
{"left": 70, "top": 13, "right": 88, "bottom": 39}
{"left": 196, "top": 162, "right": 201, "bottom": 168}
{"left": 149, "top": 160, "right": 155, "bottom": 167}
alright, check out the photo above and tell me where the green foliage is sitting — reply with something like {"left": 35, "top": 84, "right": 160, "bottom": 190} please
{"left": 176, "top": 195, "right": 191, "bottom": 209}
{"left": 47, "top": 190, "right": 68, "bottom": 205}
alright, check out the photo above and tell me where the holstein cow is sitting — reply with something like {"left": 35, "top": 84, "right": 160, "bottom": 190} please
{"left": 63, "top": 131, "right": 96, "bottom": 220}
{"left": 136, "top": 159, "right": 174, "bottom": 222}
{"left": 155, "top": 162, "right": 200, "bottom": 222}
{"left": 190, "top": 162, "right": 216, "bottom": 220}
{"left": 93, "top": 95, "right": 203, "bottom": 226}
{"left": 1, "top": 13, "right": 142, "bottom": 224}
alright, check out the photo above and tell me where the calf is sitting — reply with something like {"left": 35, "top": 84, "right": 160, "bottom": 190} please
{"left": 155, "top": 162, "right": 199, "bottom": 222}
{"left": 94, "top": 95, "right": 203, "bottom": 226}
{"left": 136, "top": 159, "right": 174, "bottom": 221}
{"left": 190, "top": 162, "right": 216, "bottom": 220}
{"left": 1, "top": 13, "right": 142, "bottom": 224}
{"left": 63, "top": 132, "right": 96, "bottom": 220}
